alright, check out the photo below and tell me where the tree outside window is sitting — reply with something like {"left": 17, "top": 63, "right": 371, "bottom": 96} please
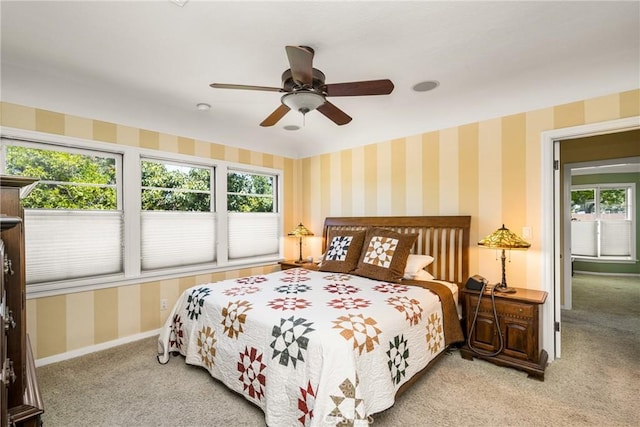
{"left": 141, "top": 160, "right": 212, "bottom": 212}
{"left": 6, "top": 145, "right": 117, "bottom": 209}
{"left": 227, "top": 171, "right": 275, "bottom": 212}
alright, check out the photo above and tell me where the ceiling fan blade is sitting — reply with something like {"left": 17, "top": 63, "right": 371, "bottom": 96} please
{"left": 285, "top": 46, "right": 314, "bottom": 86}
{"left": 317, "top": 101, "right": 352, "bottom": 126}
{"left": 260, "top": 104, "right": 291, "bottom": 127}
{"left": 324, "top": 79, "right": 394, "bottom": 97}
{"left": 210, "top": 83, "right": 285, "bottom": 93}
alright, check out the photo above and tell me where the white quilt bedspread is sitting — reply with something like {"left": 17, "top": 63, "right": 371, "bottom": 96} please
{"left": 157, "top": 268, "right": 452, "bottom": 426}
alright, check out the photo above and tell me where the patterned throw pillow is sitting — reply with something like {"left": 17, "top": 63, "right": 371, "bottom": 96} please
{"left": 353, "top": 228, "right": 418, "bottom": 283}
{"left": 318, "top": 230, "right": 366, "bottom": 273}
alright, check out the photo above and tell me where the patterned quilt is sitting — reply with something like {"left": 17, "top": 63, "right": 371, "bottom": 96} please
{"left": 157, "top": 268, "right": 462, "bottom": 426}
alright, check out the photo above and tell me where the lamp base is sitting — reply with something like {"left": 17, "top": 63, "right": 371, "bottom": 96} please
{"left": 294, "top": 259, "right": 305, "bottom": 264}
{"left": 494, "top": 285, "right": 516, "bottom": 294}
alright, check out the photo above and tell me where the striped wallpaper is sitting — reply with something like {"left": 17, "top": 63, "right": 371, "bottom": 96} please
{"left": 301, "top": 89, "right": 639, "bottom": 289}
{"left": 1, "top": 88, "right": 638, "bottom": 361}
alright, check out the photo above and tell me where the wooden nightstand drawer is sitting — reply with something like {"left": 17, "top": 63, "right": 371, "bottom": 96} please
{"left": 496, "top": 301, "right": 534, "bottom": 319}
{"left": 469, "top": 296, "right": 535, "bottom": 319}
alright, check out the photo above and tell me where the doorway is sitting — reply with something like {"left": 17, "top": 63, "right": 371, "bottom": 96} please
{"left": 540, "top": 117, "right": 640, "bottom": 360}
{"left": 562, "top": 156, "right": 640, "bottom": 310}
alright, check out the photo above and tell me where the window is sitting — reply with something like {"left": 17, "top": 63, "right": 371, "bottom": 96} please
{"left": 571, "top": 184, "right": 635, "bottom": 259}
{"left": 2, "top": 140, "right": 123, "bottom": 284}
{"left": 227, "top": 171, "right": 279, "bottom": 260}
{"left": 141, "top": 159, "right": 212, "bottom": 212}
{"left": 140, "top": 159, "right": 216, "bottom": 270}
{"left": 227, "top": 171, "right": 275, "bottom": 213}
{"left": 1, "top": 131, "right": 283, "bottom": 297}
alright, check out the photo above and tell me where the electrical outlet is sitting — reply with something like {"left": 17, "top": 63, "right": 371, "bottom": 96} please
{"left": 522, "top": 226, "right": 532, "bottom": 239}
{"left": 160, "top": 299, "right": 168, "bottom": 311}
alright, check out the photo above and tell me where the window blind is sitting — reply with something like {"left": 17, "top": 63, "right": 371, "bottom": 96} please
{"left": 24, "top": 210, "right": 123, "bottom": 284}
{"left": 571, "top": 221, "right": 597, "bottom": 257}
{"left": 601, "top": 220, "right": 632, "bottom": 256}
{"left": 141, "top": 211, "right": 216, "bottom": 270}
{"left": 228, "top": 212, "right": 279, "bottom": 259}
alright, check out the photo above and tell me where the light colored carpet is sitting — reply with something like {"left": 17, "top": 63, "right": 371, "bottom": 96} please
{"left": 37, "top": 274, "right": 639, "bottom": 426}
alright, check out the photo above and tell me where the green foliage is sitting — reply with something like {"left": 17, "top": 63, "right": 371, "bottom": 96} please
{"left": 572, "top": 188, "right": 627, "bottom": 214}
{"left": 227, "top": 195, "right": 273, "bottom": 212}
{"left": 571, "top": 189, "right": 595, "bottom": 213}
{"left": 141, "top": 160, "right": 211, "bottom": 211}
{"left": 227, "top": 172, "right": 274, "bottom": 212}
{"left": 600, "top": 188, "right": 626, "bottom": 213}
{"left": 5, "top": 146, "right": 274, "bottom": 213}
{"left": 23, "top": 184, "right": 116, "bottom": 209}
{"left": 7, "top": 145, "right": 115, "bottom": 183}
{"left": 6, "top": 146, "right": 117, "bottom": 209}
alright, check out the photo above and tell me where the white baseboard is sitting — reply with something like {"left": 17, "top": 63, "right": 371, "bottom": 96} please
{"left": 35, "top": 329, "right": 160, "bottom": 367}
{"left": 573, "top": 271, "right": 640, "bottom": 278}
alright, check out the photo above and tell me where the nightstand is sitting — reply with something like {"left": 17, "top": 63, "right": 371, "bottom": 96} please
{"left": 278, "top": 260, "right": 319, "bottom": 271}
{"left": 460, "top": 287, "right": 548, "bottom": 381}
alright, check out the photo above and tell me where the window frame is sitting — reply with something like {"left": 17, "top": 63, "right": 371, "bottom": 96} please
{"left": 0, "top": 127, "right": 284, "bottom": 298}
{"left": 570, "top": 182, "right": 636, "bottom": 262}
{"left": 227, "top": 168, "right": 278, "bottom": 213}
{"left": 226, "top": 168, "right": 280, "bottom": 261}
{"left": 2, "top": 138, "right": 123, "bottom": 210}
{"left": 140, "top": 157, "right": 215, "bottom": 212}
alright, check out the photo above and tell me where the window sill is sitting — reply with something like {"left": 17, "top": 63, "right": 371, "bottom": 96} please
{"left": 26, "top": 257, "right": 281, "bottom": 299}
{"left": 572, "top": 256, "right": 637, "bottom": 264}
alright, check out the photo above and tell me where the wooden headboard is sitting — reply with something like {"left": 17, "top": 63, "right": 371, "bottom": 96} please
{"left": 322, "top": 216, "right": 471, "bottom": 288}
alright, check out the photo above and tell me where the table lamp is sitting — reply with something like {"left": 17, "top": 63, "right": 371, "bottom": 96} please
{"left": 478, "top": 224, "right": 531, "bottom": 293}
{"left": 288, "top": 223, "right": 314, "bottom": 264}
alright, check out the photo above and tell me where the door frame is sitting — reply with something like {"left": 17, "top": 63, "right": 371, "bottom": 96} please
{"left": 562, "top": 156, "right": 640, "bottom": 311}
{"left": 540, "top": 116, "right": 639, "bottom": 360}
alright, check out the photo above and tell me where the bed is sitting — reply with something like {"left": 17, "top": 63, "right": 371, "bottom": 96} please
{"left": 158, "top": 216, "right": 470, "bottom": 426}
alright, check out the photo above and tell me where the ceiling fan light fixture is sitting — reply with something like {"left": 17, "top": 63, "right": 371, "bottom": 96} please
{"left": 281, "top": 91, "right": 325, "bottom": 115}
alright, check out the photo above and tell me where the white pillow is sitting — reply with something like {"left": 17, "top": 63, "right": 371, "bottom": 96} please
{"left": 403, "top": 254, "right": 434, "bottom": 279}
{"left": 412, "top": 269, "right": 435, "bottom": 281}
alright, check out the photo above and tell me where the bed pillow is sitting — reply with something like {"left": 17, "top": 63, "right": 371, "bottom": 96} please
{"left": 403, "top": 254, "right": 435, "bottom": 279}
{"left": 353, "top": 228, "right": 418, "bottom": 283}
{"left": 318, "top": 230, "right": 366, "bottom": 273}
{"left": 411, "top": 269, "right": 435, "bottom": 281}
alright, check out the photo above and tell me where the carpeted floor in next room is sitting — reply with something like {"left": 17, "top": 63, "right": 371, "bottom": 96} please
{"left": 36, "top": 274, "right": 639, "bottom": 426}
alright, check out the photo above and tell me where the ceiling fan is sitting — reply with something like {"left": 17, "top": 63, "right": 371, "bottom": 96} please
{"left": 210, "top": 45, "right": 394, "bottom": 127}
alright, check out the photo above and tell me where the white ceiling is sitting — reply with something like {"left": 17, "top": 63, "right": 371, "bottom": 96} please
{"left": 1, "top": 1, "right": 638, "bottom": 158}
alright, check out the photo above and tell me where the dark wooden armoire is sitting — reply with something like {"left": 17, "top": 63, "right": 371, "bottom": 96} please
{"left": 1, "top": 175, "right": 43, "bottom": 426}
